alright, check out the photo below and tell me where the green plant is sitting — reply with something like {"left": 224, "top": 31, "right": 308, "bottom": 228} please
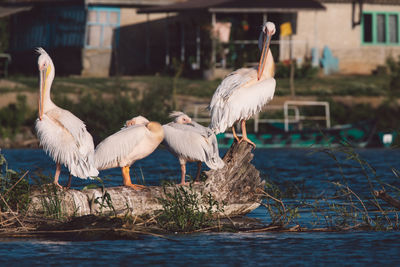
{"left": 156, "top": 184, "right": 224, "bottom": 232}
{"left": 0, "top": 94, "right": 34, "bottom": 138}
{"left": 0, "top": 154, "right": 30, "bottom": 212}
{"left": 262, "top": 179, "right": 300, "bottom": 227}
{"left": 309, "top": 144, "right": 400, "bottom": 230}
{"left": 84, "top": 177, "right": 116, "bottom": 216}
{"left": 386, "top": 55, "right": 400, "bottom": 94}
{"left": 39, "top": 184, "right": 65, "bottom": 219}
{"left": 275, "top": 61, "right": 318, "bottom": 79}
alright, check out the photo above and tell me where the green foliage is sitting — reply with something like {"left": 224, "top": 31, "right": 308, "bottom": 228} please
{"left": 156, "top": 185, "right": 224, "bottom": 232}
{"left": 386, "top": 56, "right": 400, "bottom": 94}
{"left": 263, "top": 180, "right": 300, "bottom": 227}
{"left": 84, "top": 177, "right": 116, "bottom": 216}
{"left": 0, "top": 17, "right": 9, "bottom": 53}
{"left": 0, "top": 154, "right": 30, "bottom": 212}
{"left": 310, "top": 145, "right": 400, "bottom": 230}
{"left": 275, "top": 61, "right": 318, "bottom": 79}
{"left": 321, "top": 99, "right": 400, "bottom": 144}
{"left": 39, "top": 184, "right": 65, "bottom": 219}
{"left": 54, "top": 93, "right": 138, "bottom": 144}
{"left": 137, "top": 78, "right": 172, "bottom": 124}
{"left": 0, "top": 95, "right": 35, "bottom": 138}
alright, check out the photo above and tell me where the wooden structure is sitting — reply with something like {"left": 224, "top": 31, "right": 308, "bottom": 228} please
{"left": 138, "top": 0, "right": 325, "bottom": 76}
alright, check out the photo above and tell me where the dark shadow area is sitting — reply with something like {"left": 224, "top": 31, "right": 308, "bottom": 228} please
{"left": 110, "top": 13, "right": 212, "bottom": 76}
{"left": 8, "top": 4, "right": 86, "bottom": 75}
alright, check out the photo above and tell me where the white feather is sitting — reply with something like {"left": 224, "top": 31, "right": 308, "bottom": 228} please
{"left": 163, "top": 120, "right": 224, "bottom": 170}
{"left": 209, "top": 67, "right": 276, "bottom": 134}
{"left": 35, "top": 107, "right": 98, "bottom": 178}
{"left": 94, "top": 124, "right": 158, "bottom": 170}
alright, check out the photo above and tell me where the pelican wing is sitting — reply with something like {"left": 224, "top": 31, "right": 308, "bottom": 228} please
{"left": 163, "top": 124, "right": 224, "bottom": 170}
{"left": 35, "top": 107, "right": 98, "bottom": 178}
{"left": 94, "top": 124, "right": 148, "bottom": 170}
{"left": 210, "top": 67, "right": 256, "bottom": 105}
{"left": 166, "top": 121, "right": 212, "bottom": 138}
{"left": 209, "top": 68, "right": 256, "bottom": 133}
{"left": 209, "top": 68, "right": 275, "bottom": 134}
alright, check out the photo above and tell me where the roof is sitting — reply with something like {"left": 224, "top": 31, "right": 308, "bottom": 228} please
{"left": 0, "top": 6, "right": 32, "bottom": 17}
{"left": 210, "top": 0, "right": 326, "bottom": 13}
{"left": 0, "top": 0, "right": 82, "bottom": 6}
{"left": 1, "top": 0, "right": 181, "bottom": 7}
{"left": 320, "top": 0, "right": 400, "bottom": 4}
{"left": 85, "top": 0, "right": 182, "bottom": 6}
{"left": 138, "top": 0, "right": 228, "bottom": 13}
{"left": 138, "top": 0, "right": 325, "bottom": 13}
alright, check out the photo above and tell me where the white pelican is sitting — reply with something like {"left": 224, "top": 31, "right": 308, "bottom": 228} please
{"left": 94, "top": 116, "right": 164, "bottom": 190}
{"left": 209, "top": 21, "right": 277, "bottom": 147}
{"left": 35, "top": 48, "right": 98, "bottom": 188}
{"left": 162, "top": 111, "right": 224, "bottom": 185}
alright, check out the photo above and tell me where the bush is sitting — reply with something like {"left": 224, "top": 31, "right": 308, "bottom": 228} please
{"left": 156, "top": 185, "right": 224, "bottom": 232}
{"left": 0, "top": 95, "right": 35, "bottom": 138}
{"left": 386, "top": 56, "right": 400, "bottom": 94}
{"left": 0, "top": 154, "right": 30, "bottom": 212}
{"left": 275, "top": 60, "right": 318, "bottom": 79}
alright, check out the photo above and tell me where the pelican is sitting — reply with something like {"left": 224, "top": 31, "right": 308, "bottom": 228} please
{"left": 161, "top": 111, "right": 224, "bottom": 185}
{"left": 35, "top": 48, "right": 98, "bottom": 188}
{"left": 94, "top": 116, "right": 164, "bottom": 190}
{"left": 209, "top": 21, "right": 277, "bottom": 147}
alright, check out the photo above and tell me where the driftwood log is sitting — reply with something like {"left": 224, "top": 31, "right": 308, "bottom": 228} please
{"left": 29, "top": 142, "right": 265, "bottom": 218}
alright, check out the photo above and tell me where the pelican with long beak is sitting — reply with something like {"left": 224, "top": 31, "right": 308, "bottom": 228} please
{"left": 35, "top": 48, "right": 98, "bottom": 188}
{"left": 209, "top": 21, "right": 276, "bottom": 147}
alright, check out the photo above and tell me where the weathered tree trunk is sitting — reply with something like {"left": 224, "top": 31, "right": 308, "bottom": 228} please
{"left": 29, "top": 142, "right": 265, "bottom": 218}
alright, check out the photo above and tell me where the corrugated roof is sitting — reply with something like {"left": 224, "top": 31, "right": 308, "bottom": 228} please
{"left": 86, "top": 0, "right": 182, "bottom": 6}
{"left": 320, "top": 0, "right": 400, "bottom": 4}
{"left": 138, "top": 0, "right": 229, "bottom": 13}
{"left": 1, "top": 0, "right": 82, "bottom": 5}
{"left": 1, "top": 0, "right": 181, "bottom": 6}
{"left": 138, "top": 0, "right": 325, "bottom": 13}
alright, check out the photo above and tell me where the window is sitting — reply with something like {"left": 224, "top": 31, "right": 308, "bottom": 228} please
{"left": 362, "top": 12, "right": 400, "bottom": 45}
{"left": 85, "top": 7, "right": 120, "bottom": 49}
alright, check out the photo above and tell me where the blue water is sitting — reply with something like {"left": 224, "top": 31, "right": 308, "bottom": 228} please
{"left": 1, "top": 148, "right": 400, "bottom": 265}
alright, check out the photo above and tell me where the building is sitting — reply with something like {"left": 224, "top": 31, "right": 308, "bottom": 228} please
{"left": 138, "top": 0, "right": 400, "bottom": 75}
{"left": 307, "top": 0, "right": 400, "bottom": 74}
{"left": 5, "top": 0, "right": 180, "bottom": 76}
{"left": 4, "top": 0, "right": 400, "bottom": 76}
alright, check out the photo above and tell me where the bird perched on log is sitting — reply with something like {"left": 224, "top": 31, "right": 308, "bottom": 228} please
{"left": 161, "top": 111, "right": 224, "bottom": 185}
{"left": 209, "top": 21, "right": 277, "bottom": 148}
{"left": 94, "top": 116, "right": 164, "bottom": 190}
{"left": 35, "top": 48, "right": 98, "bottom": 188}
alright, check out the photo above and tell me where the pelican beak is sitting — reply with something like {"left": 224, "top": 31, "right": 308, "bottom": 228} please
{"left": 38, "top": 68, "right": 47, "bottom": 120}
{"left": 257, "top": 31, "right": 272, "bottom": 81}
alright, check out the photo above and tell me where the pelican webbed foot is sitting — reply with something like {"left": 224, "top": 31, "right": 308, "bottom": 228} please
{"left": 239, "top": 137, "right": 256, "bottom": 149}
{"left": 125, "top": 183, "right": 146, "bottom": 190}
{"left": 53, "top": 181, "right": 63, "bottom": 189}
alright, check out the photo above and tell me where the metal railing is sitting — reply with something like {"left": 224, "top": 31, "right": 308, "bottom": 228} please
{"left": 186, "top": 100, "right": 331, "bottom": 133}
{"left": 283, "top": 101, "right": 330, "bottom": 132}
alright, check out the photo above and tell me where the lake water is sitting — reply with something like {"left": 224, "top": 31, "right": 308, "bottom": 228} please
{"left": 1, "top": 148, "right": 400, "bottom": 265}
